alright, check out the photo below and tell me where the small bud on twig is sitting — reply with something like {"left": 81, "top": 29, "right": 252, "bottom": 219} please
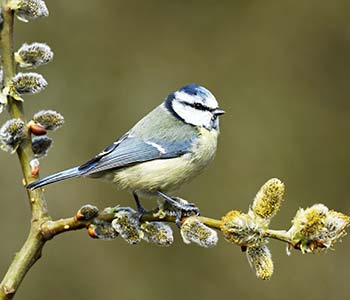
{"left": 180, "top": 216, "right": 218, "bottom": 248}
{"left": 32, "top": 110, "right": 64, "bottom": 131}
{"left": 28, "top": 121, "right": 47, "bottom": 135}
{"left": 15, "top": 42, "right": 53, "bottom": 68}
{"left": 8, "top": 0, "right": 49, "bottom": 22}
{"left": 0, "top": 119, "right": 26, "bottom": 152}
{"left": 76, "top": 205, "right": 99, "bottom": 221}
{"left": 29, "top": 158, "right": 40, "bottom": 176}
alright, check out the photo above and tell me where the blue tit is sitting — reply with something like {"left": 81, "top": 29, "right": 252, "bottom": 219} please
{"left": 27, "top": 83, "right": 225, "bottom": 223}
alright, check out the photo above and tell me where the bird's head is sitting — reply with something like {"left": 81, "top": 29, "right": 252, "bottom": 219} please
{"left": 165, "top": 84, "right": 225, "bottom": 130}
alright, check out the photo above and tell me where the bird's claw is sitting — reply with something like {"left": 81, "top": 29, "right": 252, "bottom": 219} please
{"left": 157, "top": 192, "right": 200, "bottom": 228}
{"left": 164, "top": 197, "right": 200, "bottom": 228}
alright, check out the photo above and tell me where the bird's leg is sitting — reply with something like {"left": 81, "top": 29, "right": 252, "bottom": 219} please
{"left": 133, "top": 192, "right": 147, "bottom": 222}
{"left": 157, "top": 191, "right": 200, "bottom": 227}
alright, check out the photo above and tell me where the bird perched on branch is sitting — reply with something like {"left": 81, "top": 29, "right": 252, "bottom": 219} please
{"left": 27, "top": 84, "right": 225, "bottom": 225}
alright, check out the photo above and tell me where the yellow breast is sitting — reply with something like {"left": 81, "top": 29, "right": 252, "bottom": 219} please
{"left": 110, "top": 127, "right": 219, "bottom": 194}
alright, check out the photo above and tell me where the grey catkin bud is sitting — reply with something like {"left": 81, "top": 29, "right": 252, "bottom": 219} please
{"left": 31, "top": 135, "right": 52, "bottom": 158}
{"left": 180, "top": 216, "right": 218, "bottom": 248}
{"left": 76, "top": 205, "right": 99, "bottom": 221}
{"left": 32, "top": 110, "right": 64, "bottom": 131}
{"left": 15, "top": 43, "right": 53, "bottom": 68}
{"left": 141, "top": 222, "right": 174, "bottom": 246}
{"left": 9, "top": 0, "right": 49, "bottom": 22}
{"left": 5, "top": 72, "right": 47, "bottom": 101}
{"left": 111, "top": 208, "right": 142, "bottom": 244}
{"left": 88, "top": 220, "right": 118, "bottom": 240}
{"left": 0, "top": 119, "right": 26, "bottom": 152}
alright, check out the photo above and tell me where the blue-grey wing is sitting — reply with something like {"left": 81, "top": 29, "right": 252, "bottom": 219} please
{"left": 79, "top": 133, "right": 194, "bottom": 176}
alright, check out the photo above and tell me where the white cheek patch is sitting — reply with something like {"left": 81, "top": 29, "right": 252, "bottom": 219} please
{"left": 172, "top": 101, "right": 212, "bottom": 128}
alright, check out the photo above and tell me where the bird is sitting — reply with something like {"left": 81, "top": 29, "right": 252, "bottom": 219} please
{"left": 27, "top": 84, "right": 225, "bottom": 224}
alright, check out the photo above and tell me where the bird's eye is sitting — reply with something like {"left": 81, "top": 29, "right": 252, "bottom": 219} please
{"left": 194, "top": 103, "right": 203, "bottom": 109}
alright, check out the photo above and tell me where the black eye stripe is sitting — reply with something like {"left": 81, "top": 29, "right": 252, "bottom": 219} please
{"left": 180, "top": 101, "right": 213, "bottom": 112}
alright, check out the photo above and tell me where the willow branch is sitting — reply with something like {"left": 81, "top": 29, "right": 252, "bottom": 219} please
{"left": 40, "top": 208, "right": 294, "bottom": 246}
{"left": 0, "top": 4, "right": 49, "bottom": 300}
{"left": 264, "top": 229, "right": 292, "bottom": 244}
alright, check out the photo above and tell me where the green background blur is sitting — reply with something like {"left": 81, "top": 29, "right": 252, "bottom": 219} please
{"left": 1, "top": 0, "right": 350, "bottom": 299}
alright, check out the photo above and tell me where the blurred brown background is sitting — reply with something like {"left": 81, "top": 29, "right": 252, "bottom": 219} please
{"left": 1, "top": 0, "right": 350, "bottom": 299}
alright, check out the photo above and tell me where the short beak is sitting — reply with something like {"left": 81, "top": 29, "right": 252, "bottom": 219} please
{"left": 214, "top": 108, "right": 225, "bottom": 116}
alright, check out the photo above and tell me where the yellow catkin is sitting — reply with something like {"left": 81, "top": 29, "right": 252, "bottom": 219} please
{"left": 252, "top": 178, "right": 285, "bottom": 219}
{"left": 221, "top": 210, "right": 263, "bottom": 247}
{"left": 291, "top": 204, "right": 328, "bottom": 239}
{"left": 289, "top": 204, "right": 350, "bottom": 253}
{"left": 180, "top": 216, "right": 218, "bottom": 248}
{"left": 246, "top": 245, "right": 274, "bottom": 280}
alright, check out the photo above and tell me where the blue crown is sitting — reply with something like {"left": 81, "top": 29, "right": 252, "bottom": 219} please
{"left": 179, "top": 83, "right": 201, "bottom": 95}
{"left": 179, "top": 83, "right": 208, "bottom": 96}
{"left": 179, "top": 83, "right": 212, "bottom": 98}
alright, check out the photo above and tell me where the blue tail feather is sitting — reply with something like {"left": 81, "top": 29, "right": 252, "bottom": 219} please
{"left": 26, "top": 167, "right": 82, "bottom": 190}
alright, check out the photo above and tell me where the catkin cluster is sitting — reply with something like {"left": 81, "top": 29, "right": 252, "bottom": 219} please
{"left": 0, "top": 0, "right": 64, "bottom": 169}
